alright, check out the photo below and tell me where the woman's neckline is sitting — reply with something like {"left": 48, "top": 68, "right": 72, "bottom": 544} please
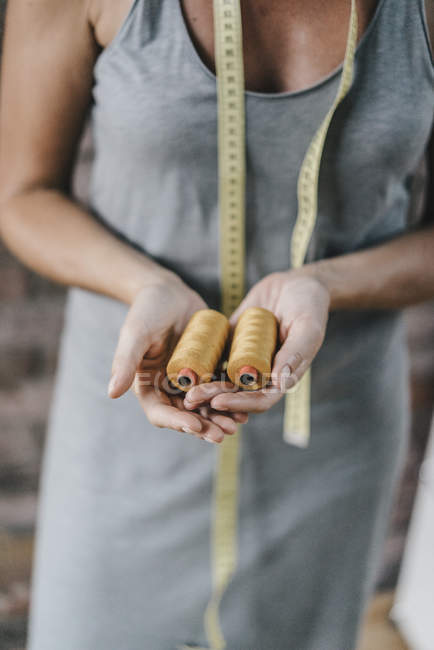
{"left": 175, "top": 0, "right": 387, "bottom": 100}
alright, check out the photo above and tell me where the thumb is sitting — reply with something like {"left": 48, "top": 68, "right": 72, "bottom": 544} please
{"left": 108, "top": 310, "right": 151, "bottom": 399}
{"left": 229, "top": 293, "right": 261, "bottom": 328}
{"left": 271, "top": 317, "right": 324, "bottom": 392}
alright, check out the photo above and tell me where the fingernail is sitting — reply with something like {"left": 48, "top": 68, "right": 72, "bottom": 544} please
{"left": 280, "top": 365, "right": 295, "bottom": 392}
{"left": 212, "top": 400, "right": 228, "bottom": 411}
{"left": 184, "top": 419, "right": 203, "bottom": 434}
{"left": 287, "top": 354, "right": 302, "bottom": 372}
{"left": 202, "top": 435, "right": 216, "bottom": 444}
{"left": 108, "top": 375, "right": 117, "bottom": 396}
{"left": 182, "top": 426, "right": 196, "bottom": 434}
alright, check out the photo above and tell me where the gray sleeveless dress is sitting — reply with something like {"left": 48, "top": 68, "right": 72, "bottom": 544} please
{"left": 28, "top": 1, "right": 434, "bottom": 649}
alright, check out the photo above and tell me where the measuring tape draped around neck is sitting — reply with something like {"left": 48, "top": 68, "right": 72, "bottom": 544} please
{"left": 179, "top": 1, "right": 358, "bottom": 648}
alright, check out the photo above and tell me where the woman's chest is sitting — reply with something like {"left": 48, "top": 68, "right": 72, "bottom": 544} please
{"left": 90, "top": 0, "right": 433, "bottom": 247}
{"left": 178, "top": 0, "right": 379, "bottom": 94}
{"left": 94, "top": 0, "right": 379, "bottom": 95}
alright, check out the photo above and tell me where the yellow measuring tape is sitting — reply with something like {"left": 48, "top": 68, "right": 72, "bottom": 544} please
{"left": 284, "top": 0, "right": 359, "bottom": 449}
{"left": 204, "top": 1, "right": 246, "bottom": 648}
{"left": 181, "top": 1, "right": 359, "bottom": 648}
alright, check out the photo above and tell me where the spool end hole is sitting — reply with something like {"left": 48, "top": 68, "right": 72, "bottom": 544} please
{"left": 177, "top": 368, "right": 198, "bottom": 389}
{"left": 239, "top": 366, "right": 258, "bottom": 387}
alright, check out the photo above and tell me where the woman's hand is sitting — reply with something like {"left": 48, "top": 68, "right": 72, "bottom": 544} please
{"left": 184, "top": 270, "right": 330, "bottom": 414}
{"left": 108, "top": 271, "right": 247, "bottom": 443}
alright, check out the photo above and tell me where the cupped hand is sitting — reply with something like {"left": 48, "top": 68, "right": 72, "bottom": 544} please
{"left": 184, "top": 270, "right": 330, "bottom": 415}
{"left": 108, "top": 272, "right": 247, "bottom": 443}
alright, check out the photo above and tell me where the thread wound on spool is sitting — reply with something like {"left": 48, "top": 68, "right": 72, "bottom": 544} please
{"left": 166, "top": 310, "right": 230, "bottom": 391}
{"left": 227, "top": 307, "right": 277, "bottom": 390}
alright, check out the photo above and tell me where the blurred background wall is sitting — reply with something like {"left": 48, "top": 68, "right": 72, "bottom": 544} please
{"left": 0, "top": 2, "right": 433, "bottom": 648}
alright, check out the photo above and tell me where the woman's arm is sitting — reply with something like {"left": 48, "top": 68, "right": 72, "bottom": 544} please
{"left": 0, "top": 0, "right": 245, "bottom": 442}
{"left": 186, "top": 135, "right": 434, "bottom": 413}
{"left": 0, "top": 0, "right": 168, "bottom": 305}
{"left": 308, "top": 226, "right": 434, "bottom": 311}
{"left": 309, "top": 135, "right": 434, "bottom": 311}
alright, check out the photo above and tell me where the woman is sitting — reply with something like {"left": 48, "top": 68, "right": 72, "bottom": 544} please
{"left": 0, "top": 0, "right": 433, "bottom": 648}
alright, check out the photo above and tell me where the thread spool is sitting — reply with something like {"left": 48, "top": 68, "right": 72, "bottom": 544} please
{"left": 166, "top": 309, "right": 230, "bottom": 391}
{"left": 227, "top": 307, "right": 278, "bottom": 390}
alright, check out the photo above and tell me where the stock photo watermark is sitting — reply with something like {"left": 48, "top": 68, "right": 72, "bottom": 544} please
{"left": 132, "top": 369, "right": 296, "bottom": 396}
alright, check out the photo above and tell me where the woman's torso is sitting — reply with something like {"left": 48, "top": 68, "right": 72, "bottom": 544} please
{"left": 86, "top": 0, "right": 432, "bottom": 298}
{"left": 30, "top": 9, "right": 432, "bottom": 645}
{"left": 59, "top": 0, "right": 433, "bottom": 412}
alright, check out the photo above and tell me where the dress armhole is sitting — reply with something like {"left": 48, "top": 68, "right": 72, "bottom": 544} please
{"left": 420, "top": 0, "right": 434, "bottom": 65}
{"left": 93, "top": 0, "right": 141, "bottom": 72}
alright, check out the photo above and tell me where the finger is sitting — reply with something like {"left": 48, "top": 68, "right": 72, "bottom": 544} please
{"left": 198, "top": 406, "right": 210, "bottom": 419}
{"left": 204, "top": 409, "right": 238, "bottom": 435}
{"left": 229, "top": 294, "right": 262, "bottom": 328}
{"left": 194, "top": 400, "right": 248, "bottom": 424}
{"left": 173, "top": 394, "right": 189, "bottom": 411}
{"left": 196, "top": 415, "right": 226, "bottom": 444}
{"left": 184, "top": 381, "right": 237, "bottom": 409}
{"left": 137, "top": 386, "right": 203, "bottom": 435}
{"left": 271, "top": 317, "right": 325, "bottom": 391}
{"left": 208, "top": 409, "right": 248, "bottom": 424}
{"left": 194, "top": 407, "right": 227, "bottom": 443}
{"left": 198, "top": 405, "right": 235, "bottom": 436}
{"left": 232, "top": 412, "right": 249, "bottom": 424}
{"left": 108, "top": 308, "right": 152, "bottom": 399}
{"left": 146, "top": 402, "right": 203, "bottom": 436}
{"left": 210, "top": 386, "right": 282, "bottom": 414}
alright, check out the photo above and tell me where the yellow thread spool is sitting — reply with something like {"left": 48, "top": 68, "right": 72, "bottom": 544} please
{"left": 227, "top": 307, "right": 278, "bottom": 390}
{"left": 166, "top": 309, "right": 230, "bottom": 391}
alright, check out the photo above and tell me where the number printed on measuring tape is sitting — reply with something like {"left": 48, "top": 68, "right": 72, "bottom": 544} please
{"left": 214, "top": 0, "right": 246, "bottom": 317}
